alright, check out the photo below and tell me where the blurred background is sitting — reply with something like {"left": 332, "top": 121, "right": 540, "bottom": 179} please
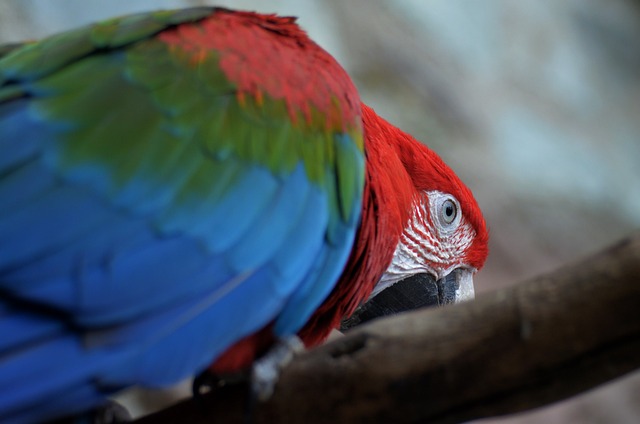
{"left": 2, "top": 0, "right": 639, "bottom": 422}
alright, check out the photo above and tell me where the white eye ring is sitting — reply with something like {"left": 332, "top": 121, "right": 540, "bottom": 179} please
{"left": 430, "top": 193, "right": 461, "bottom": 231}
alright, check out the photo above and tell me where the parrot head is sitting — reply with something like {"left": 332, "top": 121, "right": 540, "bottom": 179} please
{"left": 339, "top": 105, "right": 489, "bottom": 330}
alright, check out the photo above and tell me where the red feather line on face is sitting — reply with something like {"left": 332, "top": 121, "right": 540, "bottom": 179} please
{"left": 157, "top": 9, "right": 360, "bottom": 132}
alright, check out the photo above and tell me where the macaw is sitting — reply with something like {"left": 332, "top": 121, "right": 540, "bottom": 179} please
{"left": 0, "top": 7, "right": 488, "bottom": 423}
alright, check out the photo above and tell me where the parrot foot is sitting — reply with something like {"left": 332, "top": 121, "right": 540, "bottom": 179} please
{"left": 251, "top": 335, "right": 304, "bottom": 401}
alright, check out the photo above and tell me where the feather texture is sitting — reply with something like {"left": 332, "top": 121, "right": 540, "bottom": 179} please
{"left": 0, "top": 7, "right": 489, "bottom": 423}
{"left": 0, "top": 8, "right": 363, "bottom": 421}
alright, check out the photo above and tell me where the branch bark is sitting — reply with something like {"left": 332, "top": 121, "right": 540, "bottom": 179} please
{"left": 137, "top": 233, "right": 640, "bottom": 424}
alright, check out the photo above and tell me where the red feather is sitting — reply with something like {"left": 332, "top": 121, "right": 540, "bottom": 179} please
{"left": 158, "top": 9, "right": 360, "bottom": 131}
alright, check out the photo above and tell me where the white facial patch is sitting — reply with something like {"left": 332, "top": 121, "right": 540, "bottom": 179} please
{"left": 372, "top": 190, "right": 476, "bottom": 299}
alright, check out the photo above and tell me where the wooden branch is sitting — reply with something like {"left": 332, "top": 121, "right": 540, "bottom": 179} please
{"left": 137, "top": 233, "right": 640, "bottom": 424}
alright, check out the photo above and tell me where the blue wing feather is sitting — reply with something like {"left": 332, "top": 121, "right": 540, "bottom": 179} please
{"left": 0, "top": 306, "right": 62, "bottom": 353}
{"left": 0, "top": 101, "right": 43, "bottom": 173}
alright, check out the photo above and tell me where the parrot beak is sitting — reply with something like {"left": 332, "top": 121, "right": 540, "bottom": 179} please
{"left": 340, "top": 268, "right": 474, "bottom": 331}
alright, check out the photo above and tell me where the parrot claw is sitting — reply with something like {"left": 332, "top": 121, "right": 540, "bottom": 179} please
{"left": 251, "top": 336, "right": 304, "bottom": 402}
{"left": 192, "top": 370, "right": 221, "bottom": 398}
{"left": 192, "top": 368, "right": 249, "bottom": 398}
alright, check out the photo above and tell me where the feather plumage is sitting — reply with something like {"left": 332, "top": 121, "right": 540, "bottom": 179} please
{"left": 0, "top": 7, "right": 488, "bottom": 422}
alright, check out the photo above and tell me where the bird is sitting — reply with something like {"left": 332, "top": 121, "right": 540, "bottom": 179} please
{"left": 0, "top": 7, "right": 488, "bottom": 423}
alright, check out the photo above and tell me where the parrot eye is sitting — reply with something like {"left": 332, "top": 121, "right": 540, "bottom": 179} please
{"left": 424, "top": 191, "right": 462, "bottom": 234}
{"left": 441, "top": 199, "right": 457, "bottom": 224}
{"left": 433, "top": 194, "right": 461, "bottom": 230}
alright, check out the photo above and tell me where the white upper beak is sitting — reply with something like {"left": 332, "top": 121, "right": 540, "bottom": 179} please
{"left": 455, "top": 268, "right": 475, "bottom": 302}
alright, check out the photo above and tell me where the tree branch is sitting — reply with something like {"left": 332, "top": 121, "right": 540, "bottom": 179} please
{"left": 137, "top": 233, "right": 640, "bottom": 423}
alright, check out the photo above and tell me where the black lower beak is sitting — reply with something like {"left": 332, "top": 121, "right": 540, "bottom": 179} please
{"left": 340, "top": 272, "right": 459, "bottom": 331}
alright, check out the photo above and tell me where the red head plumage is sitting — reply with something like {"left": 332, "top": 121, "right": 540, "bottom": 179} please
{"left": 300, "top": 104, "right": 488, "bottom": 346}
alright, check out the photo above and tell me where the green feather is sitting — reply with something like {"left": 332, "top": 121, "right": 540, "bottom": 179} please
{"left": 0, "top": 84, "right": 24, "bottom": 103}
{"left": 335, "top": 132, "right": 365, "bottom": 223}
{"left": 0, "top": 7, "right": 212, "bottom": 83}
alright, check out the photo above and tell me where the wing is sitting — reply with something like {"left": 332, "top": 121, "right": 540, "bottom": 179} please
{"left": 0, "top": 8, "right": 364, "bottom": 420}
